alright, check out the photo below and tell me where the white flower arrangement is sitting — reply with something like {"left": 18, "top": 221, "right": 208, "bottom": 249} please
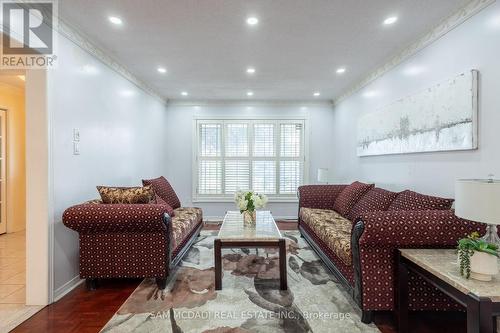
{"left": 234, "top": 191, "right": 268, "bottom": 213}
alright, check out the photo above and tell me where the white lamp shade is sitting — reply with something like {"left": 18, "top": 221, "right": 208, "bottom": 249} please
{"left": 317, "top": 168, "right": 329, "bottom": 183}
{"left": 455, "top": 179, "right": 500, "bottom": 225}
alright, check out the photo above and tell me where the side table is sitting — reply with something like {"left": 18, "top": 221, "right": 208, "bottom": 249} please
{"left": 397, "top": 249, "right": 500, "bottom": 333}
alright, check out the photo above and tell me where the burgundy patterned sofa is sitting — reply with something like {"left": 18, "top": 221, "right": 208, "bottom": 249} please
{"left": 63, "top": 176, "right": 203, "bottom": 290}
{"left": 297, "top": 181, "right": 485, "bottom": 323}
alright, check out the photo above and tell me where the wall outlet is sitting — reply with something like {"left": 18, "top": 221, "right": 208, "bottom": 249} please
{"left": 73, "top": 128, "right": 80, "bottom": 142}
{"left": 73, "top": 142, "right": 80, "bottom": 155}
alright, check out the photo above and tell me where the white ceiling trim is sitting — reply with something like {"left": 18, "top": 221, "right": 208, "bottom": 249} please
{"left": 333, "top": 0, "right": 495, "bottom": 105}
{"left": 57, "top": 19, "right": 167, "bottom": 105}
{"left": 167, "top": 99, "right": 334, "bottom": 107}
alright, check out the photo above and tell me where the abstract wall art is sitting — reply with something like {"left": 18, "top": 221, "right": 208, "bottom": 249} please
{"left": 357, "top": 70, "right": 478, "bottom": 157}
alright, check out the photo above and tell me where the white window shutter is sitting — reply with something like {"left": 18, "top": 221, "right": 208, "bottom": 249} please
{"left": 253, "top": 123, "right": 275, "bottom": 157}
{"left": 225, "top": 160, "right": 250, "bottom": 193}
{"left": 199, "top": 123, "right": 222, "bottom": 157}
{"left": 280, "top": 160, "right": 302, "bottom": 194}
{"left": 252, "top": 160, "right": 276, "bottom": 194}
{"left": 196, "top": 119, "right": 305, "bottom": 199}
{"left": 280, "top": 123, "right": 302, "bottom": 157}
{"left": 225, "top": 123, "right": 248, "bottom": 157}
{"left": 198, "top": 160, "right": 222, "bottom": 194}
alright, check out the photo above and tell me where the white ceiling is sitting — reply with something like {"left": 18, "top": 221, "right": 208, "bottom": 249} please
{"left": 59, "top": 0, "right": 472, "bottom": 101}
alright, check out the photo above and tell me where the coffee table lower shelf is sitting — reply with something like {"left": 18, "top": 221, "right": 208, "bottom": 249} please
{"left": 214, "top": 238, "right": 287, "bottom": 291}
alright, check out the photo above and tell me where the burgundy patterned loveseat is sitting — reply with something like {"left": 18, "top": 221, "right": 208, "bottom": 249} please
{"left": 297, "top": 181, "right": 485, "bottom": 323}
{"left": 63, "top": 176, "right": 203, "bottom": 290}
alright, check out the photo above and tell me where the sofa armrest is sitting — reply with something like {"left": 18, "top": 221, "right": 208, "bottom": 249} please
{"left": 297, "top": 185, "right": 347, "bottom": 210}
{"left": 356, "top": 210, "right": 484, "bottom": 247}
{"left": 63, "top": 204, "right": 172, "bottom": 233}
{"left": 351, "top": 210, "right": 485, "bottom": 312}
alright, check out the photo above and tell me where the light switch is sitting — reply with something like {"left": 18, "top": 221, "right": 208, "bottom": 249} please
{"left": 73, "top": 142, "right": 80, "bottom": 155}
{"left": 73, "top": 128, "right": 80, "bottom": 142}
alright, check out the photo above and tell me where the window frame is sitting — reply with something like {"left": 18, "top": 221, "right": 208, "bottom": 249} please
{"left": 192, "top": 115, "right": 309, "bottom": 203}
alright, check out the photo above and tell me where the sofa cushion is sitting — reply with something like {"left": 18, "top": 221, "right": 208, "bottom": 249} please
{"left": 333, "top": 181, "right": 374, "bottom": 217}
{"left": 142, "top": 176, "right": 181, "bottom": 209}
{"left": 347, "top": 188, "right": 398, "bottom": 222}
{"left": 171, "top": 207, "right": 203, "bottom": 252}
{"left": 153, "top": 195, "right": 175, "bottom": 217}
{"left": 300, "top": 208, "right": 352, "bottom": 265}
{"left": 96, "top": 185, "right": 155, "bottom": 204}
{"left": 388, "top": 190, "right": 454, "bottom": 211}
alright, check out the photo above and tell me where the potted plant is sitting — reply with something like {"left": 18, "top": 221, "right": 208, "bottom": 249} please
{"left": 458, "top": 232, "right": 499, "bottom": 281}
{"left": 234, "top": 191, "right": 268, "bottom": 226}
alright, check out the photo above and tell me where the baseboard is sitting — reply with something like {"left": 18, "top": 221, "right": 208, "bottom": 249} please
{"left": 204, "top": 215, "right": 297, "bottom": 222}
{"left": 53, "top": 275, "right": 84, "bottom": 302}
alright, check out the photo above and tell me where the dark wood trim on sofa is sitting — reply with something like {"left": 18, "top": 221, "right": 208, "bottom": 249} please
{"left": 352, "top": 219, "right": 373, "bottom": 323}
{"left": 170, "top": 221, "right": 203, "bottom": 269}
{"left": 157, "top": 215, "right": 204, "bottom": 289}
{"left": 298, "top": 218, "right": 374, "bottom": 324}
{"left": 298, "top": 224, "right": 353, "bottom": 296}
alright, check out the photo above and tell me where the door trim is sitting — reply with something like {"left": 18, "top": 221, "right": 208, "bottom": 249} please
{"left": 25, "top": 69, "right": 52, "bottom": 305}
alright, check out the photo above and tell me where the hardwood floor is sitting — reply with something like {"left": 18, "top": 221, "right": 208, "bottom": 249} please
{"left": 12, "top": 279, "right": 140, "bottom": 333}
{"left": 12, "top": 222, "right": 467, "bottom": 333}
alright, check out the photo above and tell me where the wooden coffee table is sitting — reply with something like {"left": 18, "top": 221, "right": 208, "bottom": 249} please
{"left": 214, "top": 211, "right": 287, "bottom": 290}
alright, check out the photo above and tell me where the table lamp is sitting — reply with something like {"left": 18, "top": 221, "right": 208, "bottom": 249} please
{"left": 455, "top": 178, "right": 500, "bottom": 245}
{"left": 317, "top": 168, "right": 329, "bottom": 184}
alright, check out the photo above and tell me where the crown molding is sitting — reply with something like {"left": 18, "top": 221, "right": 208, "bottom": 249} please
{"left": 333, "top": 0, "right": 495, "bottom": 105}
{"left": 167, "top": 99, "right": 334, "bottom": 107}
{"left": 57, "top": 19, "right": 167, "bottom": 105}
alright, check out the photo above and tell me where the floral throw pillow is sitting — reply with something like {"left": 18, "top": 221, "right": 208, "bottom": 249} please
{"left": 96, "top": 185, "right": 155, "bottom": 204}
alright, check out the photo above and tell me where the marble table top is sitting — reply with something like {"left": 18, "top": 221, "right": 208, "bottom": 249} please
{"left": 400, "top": 249, "right": 500, "bottom": 301}
{"left": 217, "top": 211, "right": 282, "bottom": 241}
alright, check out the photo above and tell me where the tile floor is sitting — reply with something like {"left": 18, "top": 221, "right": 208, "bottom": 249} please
{"left": 0, "top": 231, "right": 42, "bottom": 332}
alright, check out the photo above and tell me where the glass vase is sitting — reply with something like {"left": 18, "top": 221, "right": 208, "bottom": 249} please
{"left": 243, "top": 210, "right": 256, "bottom": 226}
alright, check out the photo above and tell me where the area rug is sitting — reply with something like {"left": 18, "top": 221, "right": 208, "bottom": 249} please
{"left": 101, "top": 230, "right": 380, "bottom": 333}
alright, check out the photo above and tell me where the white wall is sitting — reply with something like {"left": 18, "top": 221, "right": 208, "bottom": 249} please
{"left": 49, "top": 32, "right": 169, "bottom": 295}
{"left": 331, "top": 1, "right": 500, "bottom": 198}
{"left": 164, "top": 102, "right": 335, "bottom": 219}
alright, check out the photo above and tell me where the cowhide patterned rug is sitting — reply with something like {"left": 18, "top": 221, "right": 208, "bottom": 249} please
{"left": 101, "top": 230, "right": 380, "bottom": 333}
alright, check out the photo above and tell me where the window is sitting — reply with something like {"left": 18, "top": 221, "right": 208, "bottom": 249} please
{"left": 194, "top": 118, "right": 307, "bottom": 201}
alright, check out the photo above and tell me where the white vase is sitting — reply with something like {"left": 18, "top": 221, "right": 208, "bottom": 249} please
{"left": 470, "top": 251, "right": 499, "bottom": 281}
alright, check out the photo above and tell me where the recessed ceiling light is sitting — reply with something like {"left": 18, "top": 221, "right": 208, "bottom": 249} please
{"left": 247, "top": 91, "right": 254, "bottom": 97}
{"left": 336, "top": 67, "right": 346, "bottom": 74}
{"left": 246, "top": 17, "right": 259, "bottom": 26}
{"left": 313, "top": 92, "right": 321, "bottom": 97}
{"left": 157, "top": 67, "right": 167, "bottom": 74}
{"left": 108, "top": 16, "right": 123, "bottom": 25}
{"left": 246, "top": 67, "right": 256, "bottom": 74}
{"left": 383, "top": 16, "right": 398, "bottom": 25}
{"left": 181, "top": 91, "right": 188, "bottom": 96}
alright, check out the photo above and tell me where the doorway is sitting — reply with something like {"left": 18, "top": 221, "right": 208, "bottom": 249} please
{"left": 0, "top": 73, "right": 43, "bottom": 332}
